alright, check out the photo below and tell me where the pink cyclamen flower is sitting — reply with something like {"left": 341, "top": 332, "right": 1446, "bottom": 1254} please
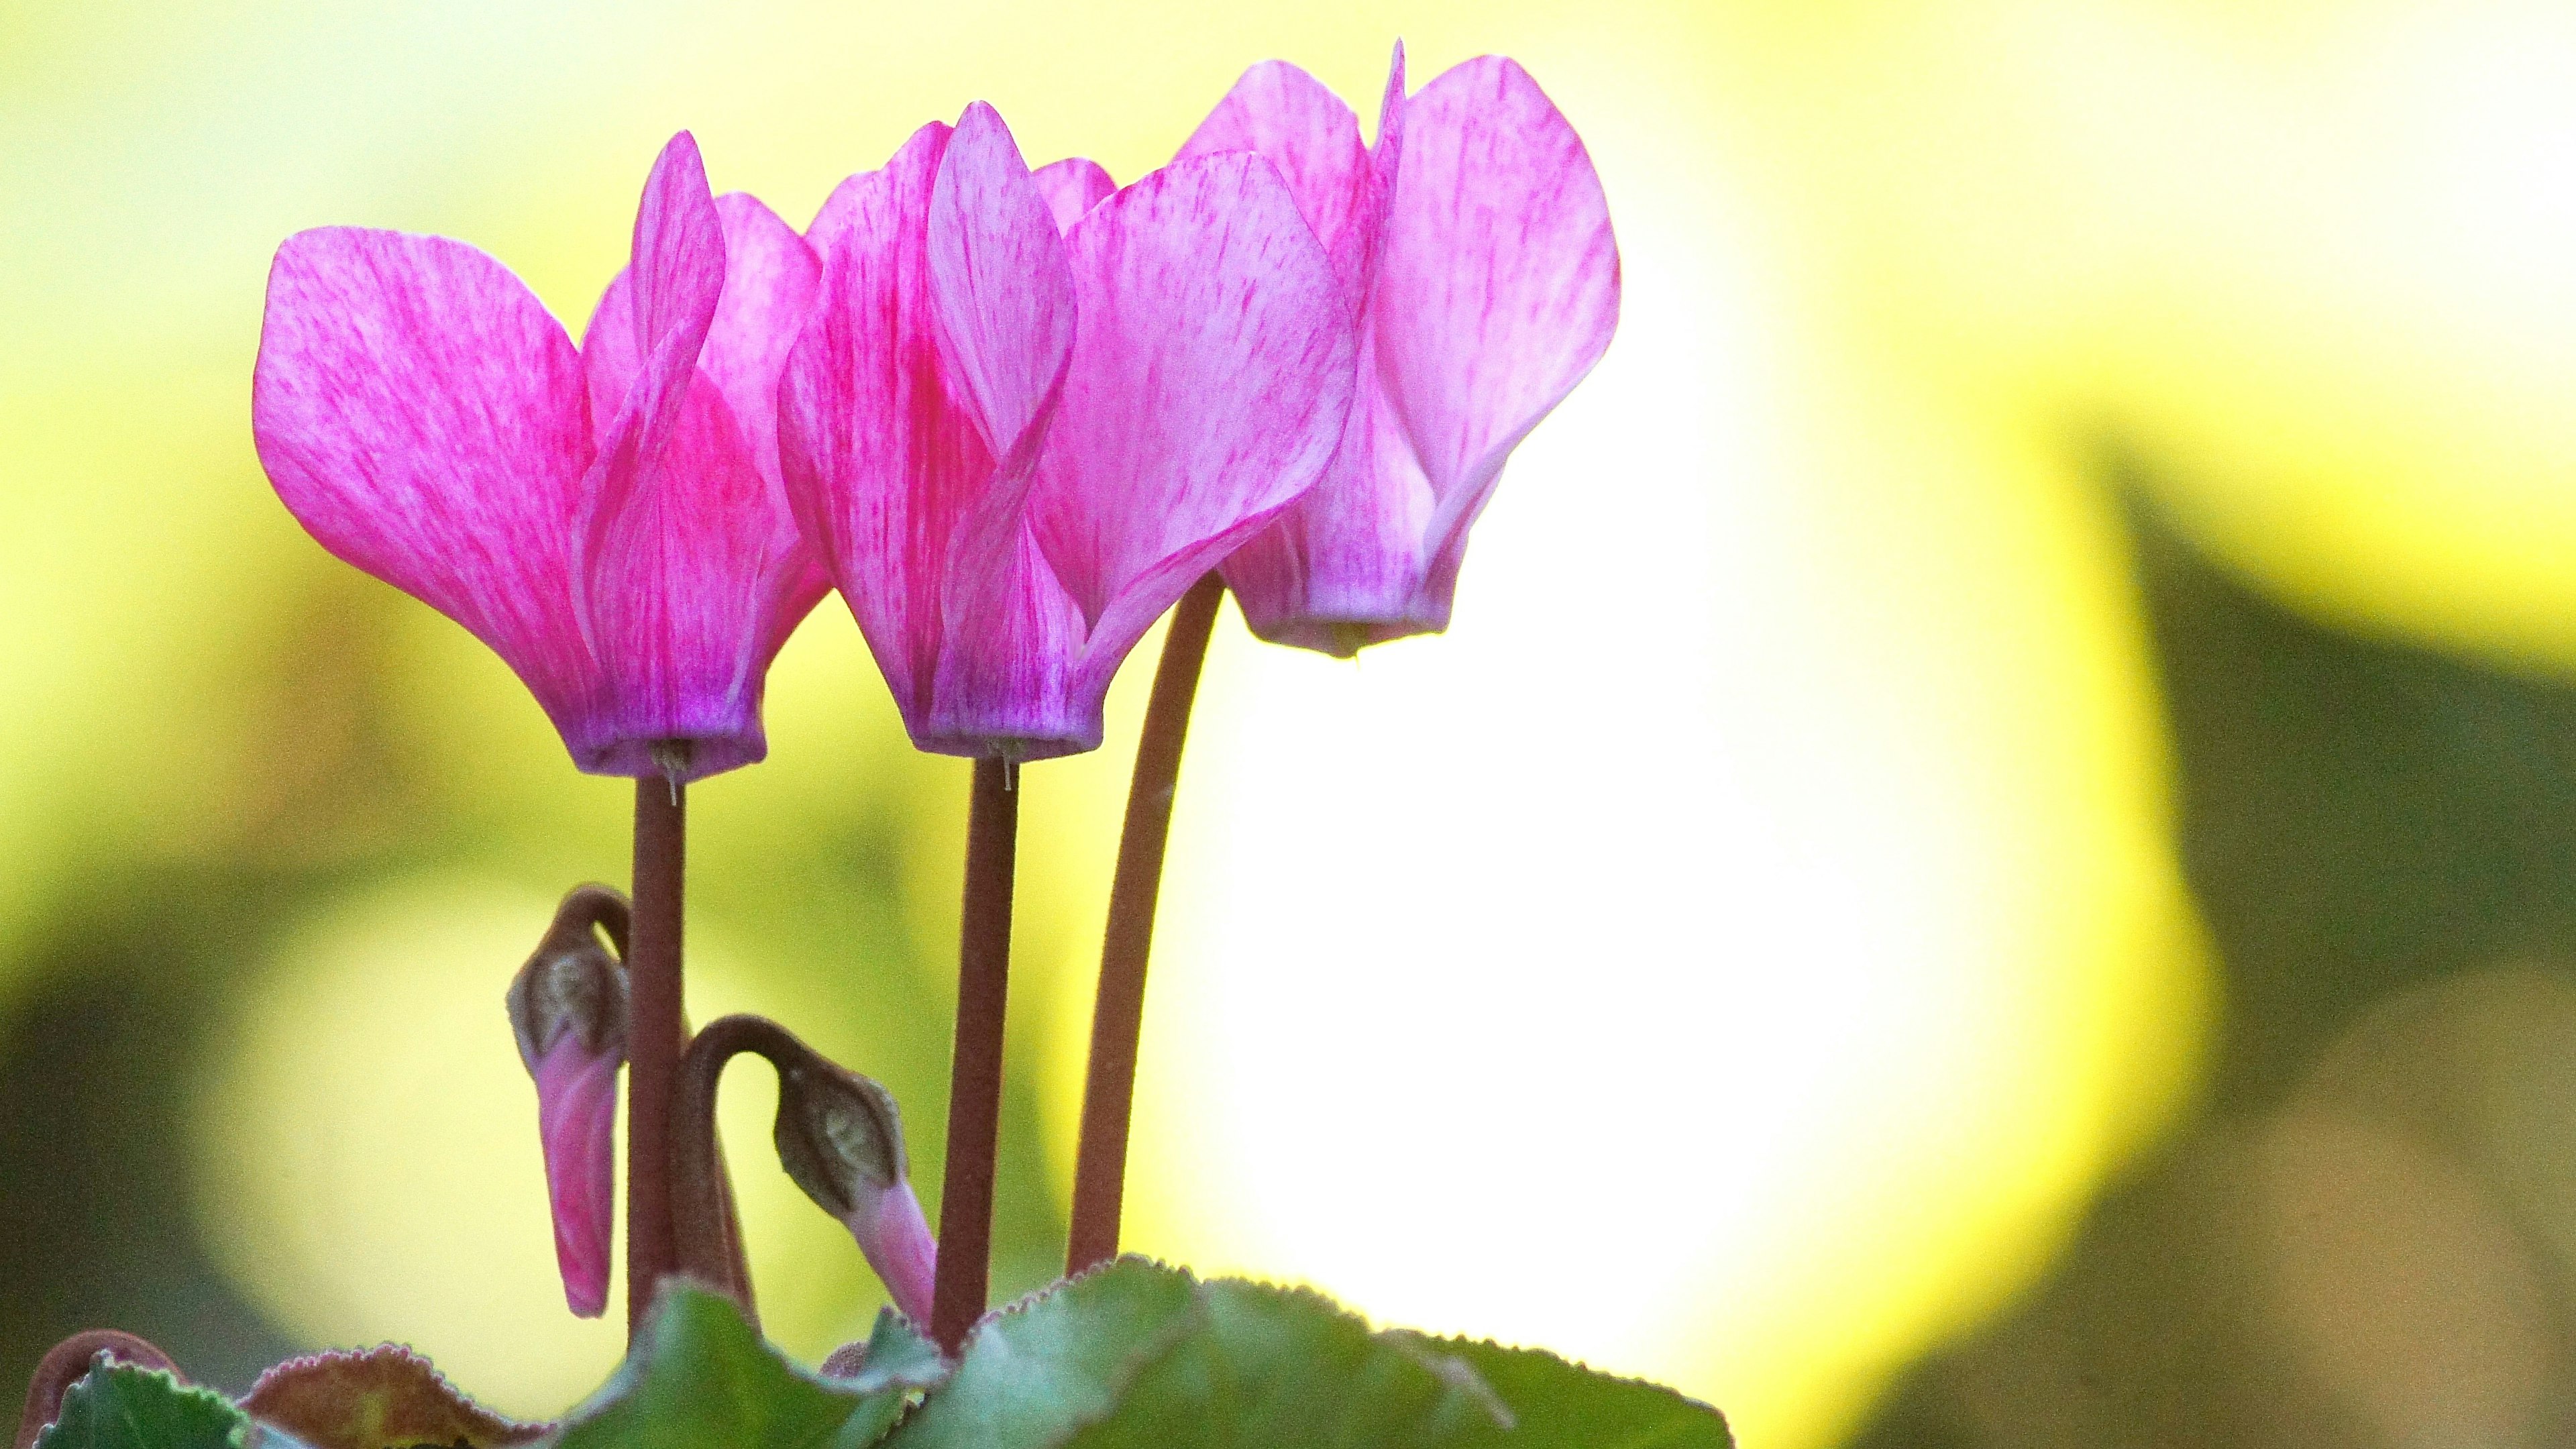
{"left": 780, "top": 103, "right": 1355, "bottom": 759}
{"left": 1179, "top": 45, "right": 1620, "bottom": 656}
{"left": 253, "top": 133, "right": 828, "bottom": 782}
{"left": 506, "top": 923, "right": 629, "bottom": 1319}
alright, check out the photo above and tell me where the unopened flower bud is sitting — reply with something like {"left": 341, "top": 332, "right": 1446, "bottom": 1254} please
{"left": 505, "top": 892, "right": 630, "bottom": 1319}
{"left": 773, "top": 1055, "right": 936, "bottom": 1325}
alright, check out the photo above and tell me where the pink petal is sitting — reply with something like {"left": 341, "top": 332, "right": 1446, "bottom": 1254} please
{"left": 1373, "top": 57, "right": 1619, "bottom": 629}
{"left": 1219, "top": 339, "right": 1438, "bottom": 655}
{"left": 252, "top": 227, "right": 600, "bottom": 743}
{"left": 780, "top": 109, "right": 1081, "bottom": 755}
{"left": 531, "top": 1036, "right": 621, "bottom": 1319}
{"left": 1176, "top": 61, "right": 1371, "bottom": 275}
{"left": 842, "top": 1180, "right": 938, "bottom": 1327}
{"left": 781, "top": 123, "right": 970, "bottom": 729}
{"left": 702, "top": 193, "right": 824, "bottom": 486}
{"left": 572, "top": 136, "right": 826, "bottom": 780}
{"left": 580, "top": 134, "right": 729, "bottom": 469}
{"left": 578, "top": 373, "right": 816, "bottom": 780}
{"left": 1030, "top": 158, "right": 1116, "bottom": 233}
{"left": 1032, "top": 152, "right": 1355, "bottom": 724}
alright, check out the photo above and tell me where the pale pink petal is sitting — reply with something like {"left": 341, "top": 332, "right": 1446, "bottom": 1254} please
{"left": 1374, "top": 57, "right": 1619, "bottom": 629}
{"left": 1176, "top": 60, "right": 1371, "bottom": 273}
{"left": 1032, "top": 152, "right": 1354, "bottom": 725}
{"left": 780, "top": 123, "right": 979, "bottom": 728}
{"left": 252, "top": 227, "right": 601, "bottom": 745}
{"left": 1220, "top": 337, "right": 1437, "bottom": 655}
{"left": 1030, "top": 157, "right": 1116, "bottom": 233}
{"left": 842, "top": 1180, "right": 938, "bottom": 1327}
{"left": 802, "top": 120, "right": 949, "bottom": 252}
{"left": 531, "top": 1036, "right": 621, "bottom": 1319}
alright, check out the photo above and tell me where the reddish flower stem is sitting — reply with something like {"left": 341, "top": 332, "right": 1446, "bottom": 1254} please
{"left": 1065, "top": 572, "right": 1224, "bottom": 1275}
{"left": 931, "top": 757, "right": 1018, "bottom": 1354}
{"left": 670, "top": 1014, "right": 804, "bottom": 1325}
{"left": 16, "top": 1332, "right": 177, "bottom": 1449}
{"left": 625, "top": 776, "right": 686, "bottom": 1342}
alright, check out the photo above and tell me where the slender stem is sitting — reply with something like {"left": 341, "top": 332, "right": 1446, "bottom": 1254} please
{"left": 1065, "top": 572, "right": 1223, "bottom": 1275}
{"left": 17, "top": 1332, "right": 176, "bottom": 1449}
{"left": 671, "top": 1014, "right": 805, "bottom": 1325}
{"left": 931, "top": 757, "right": 1019, "bottom": 1354}
{"left": 625, "top": 776, "right": 686, "bottom": 1341}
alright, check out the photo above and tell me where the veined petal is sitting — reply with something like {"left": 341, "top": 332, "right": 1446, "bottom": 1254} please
{"left": 780, "top": 122, "right": 987, "bottom": 730}
{"left": 531, "top": 1036, "right": 621, "bottom": 1319}
{"left": 579, "top": 372, "right": 813, "bottom": 780}
{"left": 580, "top": 134, "right": 729, "bottom": 467}
{"left": 252, "top": 226, "right": 600, "bottom": 743}
{"left": 1176, "top": 60, "right": 1371, "bottom": 275}
{"left": 578, "top": 134, "right": 729, "bottom": 609}
{"left": 1374, "top": 57, "right": 1620, "bottom": 628}
{"left": 927, "top": 103, "right": 1077, "bottom": 468}
{"left": 1221, "top": 336, "right": 1439, "bottom": 656}
{"left": 1031, "top": 158, "right": 1116, "bottom": 234}
{"left": 921, "top": 522, "right": 1090, "bottom": 758}
{"left": 701, "top": 193, "right": 824, "bottom": 486}
{"left": 1034, "top": 152, "right": 1355, "bottom": 717}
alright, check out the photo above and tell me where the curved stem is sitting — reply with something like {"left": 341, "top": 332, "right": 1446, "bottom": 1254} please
{"left": 625, "top": 777, "right": 686, "bottom": 1340}
{"left": 932, "top": 758, "right": 1019, "bottom": 1354}
{"left": 671, "top": 1014, "right": 811, "bottom": 1325}
{"left": 17, "top": 1332, "right": 176, "bottom": 1449}
{"left": 1066, "top": 572, "right": 1223, "bottom": 1274}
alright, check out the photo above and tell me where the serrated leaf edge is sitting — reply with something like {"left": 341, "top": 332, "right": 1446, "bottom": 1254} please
{"left": 37, "top": 1362, "right": 248, "bottom": 1449}
{"left": 237, "top": 1343, "right": 549, "bottom": 1446}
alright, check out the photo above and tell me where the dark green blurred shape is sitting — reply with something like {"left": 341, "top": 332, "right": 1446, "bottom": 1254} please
{"left": 1850, "top": 471, "right": 2576, "bottom": 1447}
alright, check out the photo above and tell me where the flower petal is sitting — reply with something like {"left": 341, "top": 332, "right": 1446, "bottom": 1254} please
{"left": 252, "top": 226, "right": 599, "bottom": 742}
{"left": 1373, "top": 57, "right": 1620, "bottom": 627}
{"left": 1030, "top": 157, "right": 1116, "bottom": 233}
{"left": 841, "top": 1180, "right": 938, "bottom": 1328}
{"left": 701, "top": 193, "right": 824, "bottom": 486}
{"left": 1219, "top": 336, "right": 1438, "bottom": 655}
{"left": 579, "top": 373, "right": 818, "bottom": 780}
{"left": 782, "top": 125, "right": 961, "bottom": 729}
{"left": 1176, "top": 60, "right": 1371, "bottom": 273}
{"left": 1032, "top": 152, "right": 1356, "bottom": 715}
{"left": 531, "top": 1036, "right": 621, "bottom": 1319}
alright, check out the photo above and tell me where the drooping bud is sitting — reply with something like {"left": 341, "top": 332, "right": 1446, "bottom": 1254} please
{"left": 506, "top": 887, "right": 631, "bottom": 1319}
{"left": 773, "top": 1051, "right": 936, "bottom": 1326}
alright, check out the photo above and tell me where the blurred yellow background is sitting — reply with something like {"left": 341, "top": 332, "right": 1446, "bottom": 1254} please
{"left": 7, "top": 1, "right": 2575, "bottom": 1446}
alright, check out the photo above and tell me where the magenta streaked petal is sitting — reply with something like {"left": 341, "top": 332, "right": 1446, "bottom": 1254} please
{"left": 780, "top": 121, "right": 971, "bottom": 729}
{"left": 843, "top": 1180, "right": 938, "bottom": 1328}
{"left": 1032, "top": 152, "right": 1354, "bottom": 719}
{"left": 252, "top": 227, "right": 601, "bottom": 742}
{"left": 578, "top": 374, "right": 808, "bottom": 779}
{"left": 1030, "top": 158, "right": 1116, "bottom": 233}
{"left": 1221, "top": 343, "right": 1438, "bottom": 655}
{"left": 1176, "top": 60, "right": 1370, "bottom": 272}
{"left": 700, "top": 193, "right": 825, "bottom": 488}
{"left": 782, "top": 107, "right": 1081, "bottom": 757}
{"left": 531, "top": 1036, "right": 621, "bottom": 1319}
{"left": 920, "top": 523, "right": 1089, "bottom": 757}
{"left": 1375, "top": 57, "right": 1619, "bottom": 630}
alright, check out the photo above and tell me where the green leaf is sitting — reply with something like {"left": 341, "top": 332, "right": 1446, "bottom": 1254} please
{"left": 238, "top": 1345, "right": 543, "bottom": 1449}
{"left": 34, "top": 1364, "right": 248, "bottom": 1449}
{"left": 1434, "top": 1338, "right": 1732, "bottom": 1448}
{"left": 877, "top": 1258, "right": 1201, "bottom": 1449}
{"left": 1058, "top": 1277, "right": 1513, "bottom": 1448}
{"left": 550, "top": 1285, "right": 920, "bottom": 1449}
